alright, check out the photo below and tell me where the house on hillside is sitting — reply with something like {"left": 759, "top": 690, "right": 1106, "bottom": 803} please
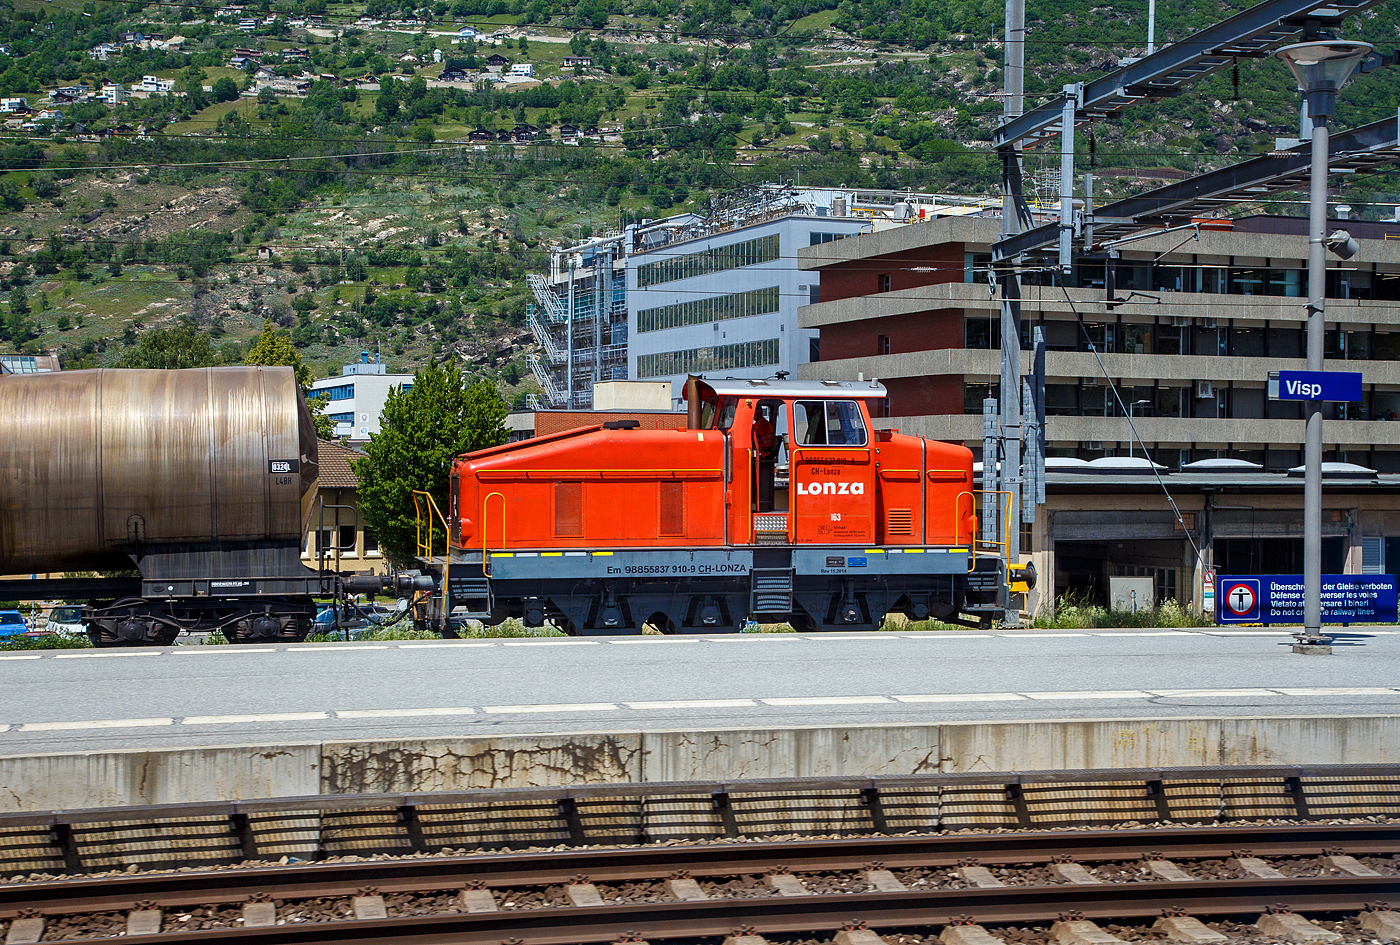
{"left": 508, "top": 62, "right": 533, "bottom": 77}
{"left": 485, "top": 53, "right": 508, "bottom": 68}
{"left": 562, "top": 55, "right": 591, "bottom": 67}
{"left": 282, "top": 47, "right": 310, "bottom": 61}
{"left": 458, "top": 25, "right": 480, "bottom": 38}
{"left": 468, "top": 127, "right": 493, "bottom": 141}
{"left": 440, "top": 68, "right": 468, "bottom": 82}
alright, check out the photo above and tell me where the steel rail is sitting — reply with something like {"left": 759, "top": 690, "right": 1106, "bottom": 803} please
{"left": 3, "top": 823, "right": 1397, "bottom": 918}
{"left": 34, "top": 876, "right": 1400, "bottom": 945}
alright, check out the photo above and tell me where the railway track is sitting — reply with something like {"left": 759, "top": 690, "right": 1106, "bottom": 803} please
{"left": 2, "top": 823, "right": 1398, "bottom": 944}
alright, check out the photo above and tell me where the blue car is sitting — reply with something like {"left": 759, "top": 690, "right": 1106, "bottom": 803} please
{"left": 0, "top": 611, "right": 28, "bottom": 638}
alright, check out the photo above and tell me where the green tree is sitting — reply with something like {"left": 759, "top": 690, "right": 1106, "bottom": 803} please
{"left": 243, "top": 319, "right": 332, "bottom": 438}
{"left": 354, "top": 362, "right": 507, "bottom": 564}
{"left": 212, "top": 77, "right": 241, "bottom": 103}
{"left": 115, "top": 326, "right": 222, "bottom": 369}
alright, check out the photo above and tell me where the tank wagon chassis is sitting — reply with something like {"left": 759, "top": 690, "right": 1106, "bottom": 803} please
{"left": 432, "top": 547, "right": 1004, "bottom": 634}
{"left": 0, "top": 566, "right": 430, "bottom": 647}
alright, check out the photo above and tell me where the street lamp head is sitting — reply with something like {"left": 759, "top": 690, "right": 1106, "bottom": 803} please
{"left": 1275, "top": 41, "right": 1374, "bottom": 120}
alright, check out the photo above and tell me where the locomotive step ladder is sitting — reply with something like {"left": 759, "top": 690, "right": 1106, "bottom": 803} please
{"left": 750, "top": 568, "right": 796, "bottom": 616}
{"left": 448, "top": 576, "right": 493, "bottom": 619}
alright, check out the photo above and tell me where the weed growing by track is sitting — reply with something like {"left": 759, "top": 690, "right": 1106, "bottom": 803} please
{"left": 0, "top": 631, "right": 93, "bottom": 650}
{"left": 1031, "top": 593, "right": 1214, "bottom": 630}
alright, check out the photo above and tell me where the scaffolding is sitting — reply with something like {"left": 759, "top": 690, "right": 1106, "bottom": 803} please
{"left": 526, "top": 245, "right": 628, "bottom": 408}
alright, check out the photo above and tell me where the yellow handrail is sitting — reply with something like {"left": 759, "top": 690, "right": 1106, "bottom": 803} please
{"left": 956, "top": 489, "right": 1015, "bottom": 569}
{"left": 412, "top": 489, "right": 452, "bottom": 631}
{"left": 481, "top": 492, "right": 505, "bottom": 576}
{"left": 412, "top": 490, "right": 449, "bottom": 560}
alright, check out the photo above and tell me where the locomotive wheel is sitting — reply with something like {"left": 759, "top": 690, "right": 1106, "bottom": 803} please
{"left": 788, "top": 613, "right": 817, "bottom": 632}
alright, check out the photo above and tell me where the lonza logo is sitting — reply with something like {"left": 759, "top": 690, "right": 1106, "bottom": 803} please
{"left": 796, "top": 480, "right": 865, "bottom": 496}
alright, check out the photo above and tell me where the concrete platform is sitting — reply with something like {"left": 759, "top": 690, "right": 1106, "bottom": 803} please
{"left": 0, "top": 714, "right": 1398, "bottom": 812}
{"left": 1, "top": 628, "right": 1399, "bottom": 757}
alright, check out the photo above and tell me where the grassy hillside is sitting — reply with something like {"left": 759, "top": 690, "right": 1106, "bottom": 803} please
{"left": 3, "top": 0, "right": 1400, "bottom": 391}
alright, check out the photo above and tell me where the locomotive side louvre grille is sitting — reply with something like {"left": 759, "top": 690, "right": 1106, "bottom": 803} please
{"left": 887, "top": 508, "right": 914, "bottom": 536}
{"left": 658, "top": 481, "right": 684, "bottom": 537}
{"left": 554, "top": 482, "right": 583, "bottom": 537}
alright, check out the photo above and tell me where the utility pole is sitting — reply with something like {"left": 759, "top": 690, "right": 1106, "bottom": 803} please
{"left": 1276, "top": 40, "right": 1374, "bottom": 653}
{"left": 995, "top": 0, "right": 1026, "bottom": 626}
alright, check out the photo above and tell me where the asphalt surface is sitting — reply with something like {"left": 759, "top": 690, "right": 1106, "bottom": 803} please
{"left": 2, "top": 627, "right": 1398, "bottom": 756}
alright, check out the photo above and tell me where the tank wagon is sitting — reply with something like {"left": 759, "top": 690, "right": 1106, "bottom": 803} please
{"left": 420, "top": 377, "right": 1007, "bottom": 634}
{"left": 0, "top": 367, "right": 424, "bottom": 646}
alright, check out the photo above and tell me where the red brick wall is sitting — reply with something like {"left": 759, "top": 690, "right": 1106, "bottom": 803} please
{"left": 820, "top": 309, "right": 963, "bottom": 361}
{"left": 883, "top": 375, "right": 964, "bottom": 417}
{"left": 816, "top": 242, "right": 965, "bottom": 303}
{"left": 534, "top": 411, "right": 687, "bottom": 437}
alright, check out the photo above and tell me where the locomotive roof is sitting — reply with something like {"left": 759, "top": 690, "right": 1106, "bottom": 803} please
{"left": 697, "top": 377, "right": 887, "bottom": 399}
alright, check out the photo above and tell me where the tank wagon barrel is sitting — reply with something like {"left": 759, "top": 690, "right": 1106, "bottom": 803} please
{"left": 0, "top": 367, "right": 428, "bottom": 646}
{"left": 416, "top": 376, "right": 1013, "bottom": 635}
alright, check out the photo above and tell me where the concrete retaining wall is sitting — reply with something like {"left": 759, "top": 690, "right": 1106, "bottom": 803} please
{"left": 2, "top": 715, "right": 1398, "bottom": 813}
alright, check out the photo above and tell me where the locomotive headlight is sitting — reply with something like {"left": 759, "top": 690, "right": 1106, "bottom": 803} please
{"left": 459, "top": 517, "right": 475, "bottom": 542}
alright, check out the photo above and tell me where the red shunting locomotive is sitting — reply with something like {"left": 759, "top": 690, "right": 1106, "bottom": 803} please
{"left": 425, "top": 376, "right": 1004, "bottom": 633}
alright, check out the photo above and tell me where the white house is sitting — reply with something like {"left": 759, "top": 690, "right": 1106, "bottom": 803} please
{"left": 99, "top": 83, "right": 127, "bottom": 105}
{"left": 508, "top": 62, "right": 533, "bottom": 77}
{"left": 139, "top": 75, "right": 174, "bottom": 93}
{"left": 457, "top": 25, "right": 480, "bottom": 38}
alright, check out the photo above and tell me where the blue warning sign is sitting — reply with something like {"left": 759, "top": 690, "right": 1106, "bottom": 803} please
{"left": 1216, "top": 574, "right": 1398, "bottom": 624}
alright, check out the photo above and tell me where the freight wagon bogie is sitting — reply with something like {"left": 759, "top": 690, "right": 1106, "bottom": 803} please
{"left": 84, "top": 596, "right": 316, "bottom": 647}
{"left": 424, "top": 376, "right": 1009, "bottom": 635}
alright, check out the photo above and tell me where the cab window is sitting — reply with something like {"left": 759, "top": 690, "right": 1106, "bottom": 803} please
{"left": 793, "top": 400, "right": 868, "bottom": 447}
{"left": 698, "top": 397, "right": 738, "bottom": 431}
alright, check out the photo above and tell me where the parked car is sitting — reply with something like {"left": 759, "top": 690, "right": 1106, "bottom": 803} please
{"left": 45, "top": 606, "right": 84, "bottom": 634}
{"left": 0, "top": 611, "right": 28, "bottom": 638}
{"left": 313, "top": 601, "right": 407, "bottom": 638}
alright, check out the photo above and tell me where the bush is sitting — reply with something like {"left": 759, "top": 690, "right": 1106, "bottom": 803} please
{"left": 0, "top": 631, "right": 92, "bottom": 651}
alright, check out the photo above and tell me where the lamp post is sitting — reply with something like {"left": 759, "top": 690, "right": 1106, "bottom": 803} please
{"left": 1274, "top": 40, "right": 1373, "bottom": 649}
{"left": 1127, "top": 399, "right": 1150, "bottom": 459}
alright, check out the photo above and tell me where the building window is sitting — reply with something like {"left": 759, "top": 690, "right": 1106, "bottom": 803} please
{"left": 636, "top": 285, "right": 780, "bottom": 333}
{"left": 321, "top": 383, "right": 354, "bottom": 401}
{"left": 809, "top": 337, "right": 820, "bottom": 363}
{"left": 878, "top": 334, "right": 891, "bottom": 356}
{"left": 880, "top": 396, "right": 892, "bottom": 418}
{"left": 636, "top": 338, "right": 781, "bottom": 378}
{"left": 328, "top": 412, "right": 354, "bottom": 424}
{"left": 364, "top": 530, "right": 381, "bottom": 557}
{"left": 877, "top": 274, "right": 891, "bottom": 293}
{"left": 809, "top": 232, "right": 848, "bottom": 245}
{"left": 636, "top": 233, "right": 780, "bottom": 288}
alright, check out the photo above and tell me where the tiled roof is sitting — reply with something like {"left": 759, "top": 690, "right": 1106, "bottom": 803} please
{"left": 317, "top": 439, "right": 365, "bottom": 490}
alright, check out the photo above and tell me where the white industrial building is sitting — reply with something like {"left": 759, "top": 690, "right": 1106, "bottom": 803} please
{"left": 309, "top": 354, "right": 413, "bottom": 442}
{"left": 527, "top": 185, "right": 992, "bottom": 408}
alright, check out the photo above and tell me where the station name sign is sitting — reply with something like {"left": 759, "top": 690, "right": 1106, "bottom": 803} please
{"left": 1267, "top": 370, "right": 1362, "bottom": 402}
{"left": 1217, "top": 574, "right": 1398, "bottom": 624}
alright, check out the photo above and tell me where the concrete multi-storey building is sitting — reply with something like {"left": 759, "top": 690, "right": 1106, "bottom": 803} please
{"left": 797, "top": 212, "right": 1400, "bottom": 613}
